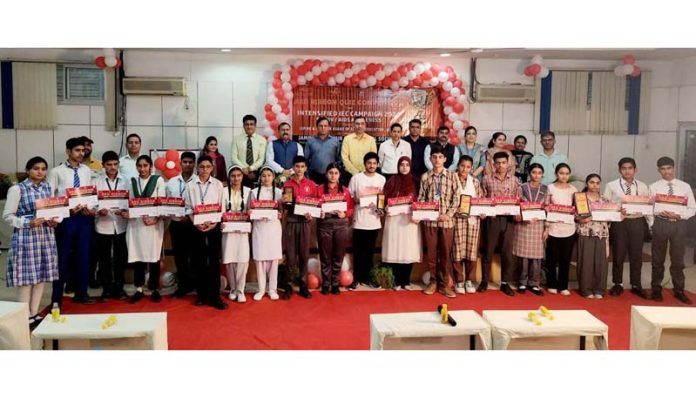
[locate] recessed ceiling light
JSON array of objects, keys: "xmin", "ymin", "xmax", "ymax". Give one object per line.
[
  {"xmin": 470, "ymin": 48, "xmax": 484, "ymax": 53},
  {"xmin": 440, "ymin": 53, "xmax": 451, "ymax": 57},
  {"xmin": 220, "ymin": 49, "xmax": 232, "ymax": 52}
]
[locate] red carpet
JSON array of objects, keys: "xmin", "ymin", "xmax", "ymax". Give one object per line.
[{"xmin": 59, "ymin": 288, "xmax": 696, "ymax": 350}]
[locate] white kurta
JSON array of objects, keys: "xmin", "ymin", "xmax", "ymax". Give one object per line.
[
  {"xmin": 126, "ymin": 175, "xmax": 166, "ymax": 263},
  {"xmin": 222, "ymin": 186, "xmax": 251, "ymax": 264},
  {"xmin": 382, "ymin": 213, "xmax": 422, "ymax": 263},
  {"xmin": 249, "ymin": 186, "xmax": 282, "ymax": 261}
]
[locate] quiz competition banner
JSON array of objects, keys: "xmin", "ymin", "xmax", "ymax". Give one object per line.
[{"xmin": 292, "ymin": 86, "xmax": 443, "ymax": 144}]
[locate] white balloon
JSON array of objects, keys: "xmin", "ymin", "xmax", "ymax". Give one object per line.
[
  {"xmin": 414, "ymin": 63, "xmax": 425, "ymax": 74},
  {"xmin": 538, "ymin": 66, "xmax": 550, "ymax": 79},
  {"xmin": 375, "ymin": 70, "xmax": 386, "ymax": 80},
  {"xmin": 422, "ymin": 271, "xmax": 431, "ymax": 285},
  {"xmin": 327, "ymin": 77, "xmax": 336, "ymax": 86},
  {"xmin": 263, "ymin": 127, "xmax": 274, "ymax": 136},
  {"xmin": 297, "ymin": 76, "xmax": 307, "ymax": 85},
  {"xmin": 166, "ymin": 160, "xmax": 175, "ymax": 170},
  {"xmin": 344, "ymin": 69, "xmax": 354, "ymax": 78},
  {"xmin": 277, "ymin": 113, "xmax": 289, "ymax": 123},
  {"xmin": 105, "ymin": 56, "xmax": 118, "ymax": 67},
  {"xmin": 448, "ymin": 112, "xmax": 460, "ymax": 122},
  {"xmin": 429, "ymin": 77, "xmax": 439, "ymax": 86},
  {"xmin": 282, "ymin": 82, "xmax": 292, "ymax": 92},
  {"xmin": 443, "ymin": 81, "xmax": 454, "ymax": 92},
  {"xmin": 383, "ymin": 65, "xmax": 394, "ymax": 75},
  {"xmin": 304, "ymin": 72, "xmax": 314, "ymax": 81},
  {"xmin": 280, "ymin": 72, "xmax": 291, "ymax": 82},
  {"xmin": 406, "ymin": 70, "xmax": 417, "ymax": 80},
  {"xmin": 423, "ymin": 62, "xmax": 432, "ymax": 70},
  {"xmin": 293, "ymin": 60, "xmax": 303, "ymax": 68},
  {"xmin": 531, "ymin": 55, "xmax": 543, "ymax": 65},
  {"xmin": 311, "ymin": 66, "xmax": 321, "ymax": 75},
  {"xmin": 335, "ymin": 73, "xmax": 346, "ymax": 84},
  {"xmin": 399, "ymin": 77, "xmax": 409, "ymax": 87},
  {"xmin": 458, "ymin": 94, "xmax": 467, "ymax": 104},
  {"xmin": 268, "ymin": 95, "xmax": 279, "ymax": 104},
  {"xmin": 444, "ymin": 106, "xmax": 453, "ymax": 115},
  {"xmin": 453, "ymin": 120, "xmax": 464, "ymax": 130},
  {"xmin": 281, "ymin": 65, "xmax": 291, "ymax": 73},
  {"xmin": 103, "ymin": 48, "xmax": 116, "ymax": 57},
  {"xmin": 367, "ymin": 76, "xmax": 377, "ymax": 86},
  {"xmin": 390, "ymin": 81, "xmax": 400, "ymax": 91},
  {"xmin": 614, "ymin": 65, "xmax": 624, "ymax": 77},
  {"xmin": 308, "ymin": 258, "xmax": 320, "ymax": 274},
  {"xmin": 450, "ymin": 87, "xmax": 461, "ymax": 97},
  {"xmin": 622, "ymin": 64, "xmax": 634, "ymax": 75},
  {"xmin": 284, "ymin": 91, "xmax": 294, "ymax": 100},
  {"xmin": 320, "ymin": 62, "xmax": 329, "ymax": 72},
  {"xmin": 358, "ymin": 80, "xmax": 368, "ymax": 89},
  {"xmin": 272, "ymin": 104, "xmax": 281, "ymax": 113},
  {"xmin": 341, "ymin": 255, "xmax": 351, "ymax": 271},
  {"xmin": 438, "ymin": 71, "xmax": 449, "ymax": 82}
]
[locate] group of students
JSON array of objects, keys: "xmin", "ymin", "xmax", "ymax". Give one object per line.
[{"xmin": 3, "ymin": 115, "xmax": 696, "ymax": 325}]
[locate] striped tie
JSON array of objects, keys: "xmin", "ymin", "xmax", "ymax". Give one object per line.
[
  {"xmin": 667, "ymin": 182, "xmax": 674, "ymax": 196},
  {"xmin": 246, "ymin": 137, "xmax": 254, "ymax": 166},
  {"xmin": 68, "ymin": 164, "xmax": 80, "ymax": 188},
  {"xmin": 625, "ymin": 184, "xmax": 631, "ymax": 195}
]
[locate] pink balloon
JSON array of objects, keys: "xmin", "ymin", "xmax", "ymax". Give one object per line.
[
  {"xmin": 623, "ymin": 54, "xmax": 636, "ymax": 65},
  {"xmin": 529, "ymin": 64, "xmax": 541, "ymax": 75},
  {"xmin": 630, "ymin": 65, "xmax": 641, "ymax": 77},
  {"xmin": 339, "ymin": 271, "xmax": 353, "ymax": 287},
  {"xmin": 307, "ymin": 273, "xmax": 320, "ymax": 289}
]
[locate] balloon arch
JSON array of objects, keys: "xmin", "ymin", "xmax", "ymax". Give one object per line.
[{"xmin": 261, "ymin": 59, "xmax": 470, "ymax": 146}]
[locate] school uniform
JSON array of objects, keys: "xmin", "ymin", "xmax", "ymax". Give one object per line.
[
  {"xmin": 452, "ymin": 175, "xmax": 482, "ymax": 284},
  {"xmin": 545, "ymin": 183, "xmax": 578, "ymax": 291},
  {"xmin": 94, "ymin": 174, "xmax": 128, "ymax": 297},
  {"xmin": 282, "ymin": 176, "xmax": 318, "ymax": 291},
  {"xmin": 222, "ymin": 185, "xmax": 252, "ymax": 298},
  {"xmin": 348, "ymin": 172, "xmax": 387, "ymax": 285},
  {"xmin": 165, "ymin": 174, "xmax": 196, "ymax": 294},
  {"xmin": 249, "ymin": 186, "xmax": 283, "ymax": 296},
  {"xmin": 512, "ymin": 183, "xmax": 548, "ymax": 287},
  {"xmin": 576, "ymin": 196, "xmax": 610, "ymax": 297},
  {"xmin": 317, "ymin": 185, "xmax": 354, "ymax": 289}
]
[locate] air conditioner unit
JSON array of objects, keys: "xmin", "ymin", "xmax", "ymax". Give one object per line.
[
  {"xmin": 475, "ymin": 84, "xmax": 535, "ymax": 103},
  {"xmin": 122, "ymin": 77, "xmax": 187, "ymax": 96}
]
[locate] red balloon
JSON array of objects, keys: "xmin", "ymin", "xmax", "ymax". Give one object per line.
[
  {"xmin": 461, "ymin": 120, "xmax": 470, "ymax": 129},
  {"xmin": 313, "ymin": 59, "xmax": 321, "ymax": 67},
  {"xmin": 336, "ymin": 63, "xmax": 346, "ymax": 73},
  {"xmin": 95, "ymin": 56, "xmax": 106, "ymax": 69},
  {"xmin": 390, "ymin": 72, "xmax": 400, "ymax": 81},
  {"xmin": 405, "ymin": 63, "xmax": 414, "ymax": 70},
  {"xmin": 345, "ymin": 61, "xmax": 353, "ymax": 69},
  {"xmin": 453, "ymin": 79, "xmax": 463, "ymax": 88},
  {"xmin": 274, "ymin": 89, "xmax": 284, "ymax": 99},
  {"xmin": 382, "ymin": 77, "xmax": 393, "ymax": 86},
  {"xmin": 397, "ymin": 65, "xmax": 408, "ymax": 75},
  {"xmin": 306, "ymin": 273, "xmax": 320, "ymax": 289},
  {"xmin": 339, "ymin": 270, "xmax": 353, "ymax": 287},
  {"xmin": 342, "ymin": 80, "xmax": 351, "ymax": 87},
  {"xmin": 420, "ymin": 71, "xmax": 433, "ymax": 81},
  {"xmin": 445, "ymin": 120, "xmax": 453, "ymax": 129},
  {"xmin": 453, "ymin": 102, "xmax": 465, "ymax": 113},
  {"xmin": 413, "ymin": 77, "xmax": 423, "ymax": 86},
  {"xmin": 272, "ymin": 79, "xmax": 282, "ymax": 89},
  {"xmin": 278, "ymin": 98, "xmax": 289, "ymax": 108},
  {"xmin": 264, "ymin": 104, "xmax": 272, "ymax": 113},
  {"xmin": 448, "ymin": 73, "xmax": 457, "ymax": 82},
  {"xmin": 358, "ymin": 70, "xmax": 369, "ymax": 79},
  {"xmin": 445, "ymin": 66, "xmax": 454, "ymax": 74},
  {"xmin": 450, "ymin": 136, "xmax": 460, "ymax": 146},
  {"xmin": 266, "ymin": 111, "xmax": 276, "ymax": 121},
  {"xmin": 281, "ymin": 106, "xmax": 290, "ymax": 114},
  {"xmin": 366, "ymin": 63, "xmax": 378, "ymax": 75},
  {"xmin": 163, "ymin": 169, "xmax": 179, "ymax": 180},
  {"xmin": 289, "ymin": 68, "xmax": 298, "ymax": 77},
  {"xmin": 154, "ymin": 157, "xmax": 167, "ymax": 171},
  {"xmin": 523, "ymin": 65, "xmax": 534, "ymax": 77},
  {"xmin": 318, "ymin": 72, "xmax": 328, "ymax": 83},
  {"xmin": 327, "ymin": 67, "xmax": 337, "ymax": 76},
  {"xmin": 444, "ymin": 96, "xmax": 457, "ymax": 106},
  {"xmin": 165, "ymin": 149, "xmax": 179, "ymax": 162},
  {"xmin": 431, "ymin": 64, "xmax": 441, "ymax": 75},
  {"xmin": 297, "ymin": 65, "xmax": 308, "ymax": 75},
  {"xmin": 311, "ymin": 78, "xmax": 321, "ymax": 86},
  {"xmin": 270, "ymin": 120, "xmax": 279, "ymax": 129},
  {"xmin": 439, "ymin": 90, "xmax": 450, "ymax": 101},
  {"xmin": 630, "ymin": 65, "xmax": 641, "ymax": 77},
  {"xmin": 114, "ymin": 58, "xmax": 122, "ymax": 69},
  {"xmin": 351, "ymin": 75, "xmax": 360, "ymax": 85},
  {"xmin": 274, "ymin": 71, "xmax": 282, "ymax": 80},
  {"xmin": 529, "ymin": 64, "xmax": 541, "ymax": 75},
  {"xmin": 623, "ymin": 54, "xmax": 636, "ymax": 65}
]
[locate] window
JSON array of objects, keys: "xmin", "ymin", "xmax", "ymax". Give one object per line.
[{"xmin": 56, "ymin": 64, "xmax": 105, "ymax": 104}]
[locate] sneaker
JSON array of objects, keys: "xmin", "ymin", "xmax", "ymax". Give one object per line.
[
  {"xmin": 423, "ymin": 283, "xmax": 437, "ymax": 295},
  {"xmin": 585, "ymin": 294, "xmax": 595, "ymax": 299},
  {"xmin": 517, "ymin": 285, "xmax": 527, "ymax": 294},
  {"xmin": 594, "ymin": 294, "xmax": 603, "ymax": 300},
  {"xmin": 440, "ymin": 287, "xmax": 457, "ymax": 298},
  {"xmin": 253, "ymin": 292, "xmax": 264, "ymax": 301},
  {"xmin": 547, "ymin": 288, "xmax": 558, "ymax": 294},
  {"xmin": 454, "ymin": 282, "xmax": 466, "ymax": 294},
  {"xmin": 465, "ymin": 280, "xmax": 476, "ymax": 294},
  {"xmin": 560, "ymin": 289, "xmax": 571, "ymax": 296},
  {"xmin": 393, "ymin": 285, "xmax": 403, "ymax": 291},
  {"xmin": 237, "ymin": 292, "xmax": 247, "ymax": 303},
  {"xmin": 269, "ymin": 291, "xmax": 280, "ymax": 300},
  {"xmin": 403, "ymin": 284, "xmax": 414, "ymax": 291},
  {"xmin": 228, "ymin": 291, "xmax": 237, "ymax": 301},
  {"xmin": 530, "ymin": 286, "xmax": 544, "ymax": 296}
]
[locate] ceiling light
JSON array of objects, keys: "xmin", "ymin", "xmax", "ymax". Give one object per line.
[
  {"xmin": 220, "ymin": 49, "xmax": 232, "ymax": 53},
  {"xmin": 440, "ymin": 53, "xmax": 451, "ymax": 57}
]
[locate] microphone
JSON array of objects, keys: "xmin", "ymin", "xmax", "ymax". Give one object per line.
[{"xmin": 437, "ymin": 304, "xmax": 457, "ymax": 327}]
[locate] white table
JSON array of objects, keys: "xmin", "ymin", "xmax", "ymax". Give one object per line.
[
  {"xmin": 0, "ymin": 301, "xmax": 31, "ymax": 350},
  {"xmin": 482, "ymin": 310, "xmax": 609, "ymax": 350},
  {"xmin": 630, "ymin": 306, "xmax": 696, "ymax": 350},
  {"xmin": 370, "ymin": 310, "xmax": 492, "ymax": 350},
  {"xmin": 32, "ymin": 312, "xmax": 168, "ymax": 350}
]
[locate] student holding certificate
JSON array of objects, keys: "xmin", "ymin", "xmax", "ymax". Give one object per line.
[
  {"xmin": 512, "ymin": 163, "xmax": 548, "ymax": 295},
  {"xmin": 317, "ymin": 163, "xmax": 354, "ymax": 295},
  {"xmin": 452, "ymin": 155, "xmax": 484, "ymax": 294},
  {"xmin": 545, "ymin": 163, "xmax": 577, "ymax": 296},
  {"xmin": 382, "ymin": 156, "xmax": 421, "ymax": 290},
  {"xmin": 648, "ymin": 157, "xmax": 696, "ymax": 304},
  {"xmin": 282, "ymin": 156, "xmax": 319, "ymax": 299},
  {"xmin": 249, "ymin": 167, "xmax": 283, "ymax": 301},
  {"xmin": 185, "ymin": 155, "xmax": 226, "ymax": 310},
  {"xmin": 3, "ymin": 157, "xmax": 59, "ymax": 326},
  {"xmin": 222, "ymin": 166, "xmax": 253, "ymax": 302},
  {"xmin": 126, "ymin": 155, "xmax": 166, "ymax": 304},
  {"xmin": 576, "ymin": 174, "xmax": 610, "ymax": 299}
]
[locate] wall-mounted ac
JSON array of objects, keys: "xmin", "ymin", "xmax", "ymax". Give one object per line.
[
  {"xmin": 122, "ymin": 77, "xmax": 187, "ymax": 96},
  {"xmin": 475, "ymin": 84, "xmax": 535, "ymax": 103}
]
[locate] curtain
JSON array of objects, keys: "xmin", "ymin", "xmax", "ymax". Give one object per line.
[
  {"xmin": 549, "ymin": 71, "xmax": 588, "ymax": 134},
  {"xmin": 12, "ymin": 62, "xmax": 57, "ymax": 130},
  {"xmin": 589, "ymin": 72, "xmax": 626, "ymax": 134}
]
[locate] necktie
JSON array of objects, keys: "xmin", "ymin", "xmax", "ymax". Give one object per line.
[
  {"xmin": 69, "ymin": 164, "xmax": 80, "ymax": 188},
  {"xmin": 625, "ymin": 183, "xmax": 631, "ymax": 195},
  {"xmin": 246, "ymin": 137, "xmax": 254, "ymax": 166},
  {"xmin": 667, "ymin": 182, "xmax": 674, "ymax": 195}
]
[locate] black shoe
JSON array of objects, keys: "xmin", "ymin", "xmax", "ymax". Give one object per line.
[
  {"xmin": 477, "ymin": 282, "xmax": 488, "ymax": 293},
  {"xmin": 173, "ymin": 288, "xmax": 191, "ymax": 298},
  {"xmin": 282, "ymin": 286, "xmax": 293, "ymax": 300},
  {"xmin": 195, "ymin": 297, "xmax": 207, "ymax": 306},
  {"xmin": 530, "ymin": 286, "xmax": 544, "ymax": 296},
  {"xmin": 609, "ymin": 284, "xmax": 624, "ymax": 296},
  {"xmin": 151, "ymin": 291, "xmax": 162, "ymax": 303},
  {"xmin": 331, "ymin": 286, "xmax": 340, "ymax": 295},
  {"xmin": 368, "ymin": 281, "xmax": 382, "ymax": 289},
  {"xmin": 299, "ymin": 288, "xmax": 312, "ymax": 299},
  {"xmin": 674, "ymin": 291, "xmax": 693, "ymax": 305},
  {"xmin": 500, "ymin": 284, "xmax": 515, "ymax": 296},
  {"xmin": 517, "ymin": 285, "xmax": 527, "ymax": 294},
  {"xmin": 73, "ymin": 295, "xmax": 96, "ymax": 305},
  {"xmin": 650, "ymin": 289, "xmax": 663, "ymax": 302},
  {"xmin": 320, "ymin": 286, "xmax": 329, "ymax": 295},
  {"xmin": 99, "ymin": 292, "xmax": 109, "ymax": 302},
  {"xmin": 129, "ymin": 291, "xmax": 144, "ymax": 304},
  {"xmin": 209, "ymin": 299, "xmax": 228, "ymax": 310},
  {"xmin": 348, "ymin": 281, "xmax": 358, "ymax": 291},
  {"xmin": 112, "ymin": 290, "xmax": 128, "ymax": 300},
  {"xmin": 630, "ymin": 286, "xmax": 648, "ymax": 299},
  {"xmin": 28, "ymin": 315, "xmax": 43, "ymax": 331}
]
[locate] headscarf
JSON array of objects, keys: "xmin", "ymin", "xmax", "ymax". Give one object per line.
[
  {"xmin": 255, "ymin": 166, "xmax": 277, "ymax": 200},
  {"xmin": 383, "ymin": 156, "xmax": 416, "ymax": 199},
  {"xmin": 226, "ymin": 165, "xmax": 245, "ymax": 211}
]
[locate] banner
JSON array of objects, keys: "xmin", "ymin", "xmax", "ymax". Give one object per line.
[{"xmin": 292, "ymin": 86, "xmax": 443, "ymax": 144}]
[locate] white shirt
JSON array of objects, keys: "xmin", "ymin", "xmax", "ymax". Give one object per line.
[
  {"xmin": 185, "ymin": 175, "xmax": 225, "ymax": 215},
  {"xmin": 649, "ymin": 178, "xmax": 696, "ymax": 221},
  {"xmin": 94, "ymin": 174, "xmax": 128, "ymax": 235},
  {"xmin": 378, "ymin": 139, "xmax": 412, "ymax": 175},
  {"xmin": 47, "ymin": 161, "xmax": 94, "ymax": 196},
  {"xmin": 118, "ymin": 154, "xmax": 140, "ymax": 182},
  {"xmin": 603, "ymin": 178, "xmax": 650, "ymax": 219},
  {"xmin": 348, "ymin": 172, "xmax": 386, "ymax": 230},
  {"xmin": 264, "ymin": 140, "xmax": 304, "ymax": 174},
  {"xmin": 546, "ymin": 183, "xmax": 578, "ymax": 238},
  {"xmin": 165, "ymin": 174, "xmax": 195, "ymax": 199}
]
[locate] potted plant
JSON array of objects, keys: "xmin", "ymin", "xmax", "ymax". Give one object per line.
[{"xmin": 370, "ymin": 264, "xmax": 394, "ymax": 289}]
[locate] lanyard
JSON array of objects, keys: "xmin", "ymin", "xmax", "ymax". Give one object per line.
[
  {"xmin": 433, "ymin": 173, "xmax": 444, "ymax": 199},
  {"xmin": 105, "ymin": 177, "xmax": 119, "ymax": 191},
  {"xmin": 198, "ymin": 181, "xmax": 211, "ymax": 205},
  {"xmin": 525, "ymin": 183, "xmax": 542, "ymax": 203},
  {"xmin": 178, "ymin": 179, "xmax": 185, "ymax": 197},
  {"xmin": 619, "ymin": 180, "xmax": 636, "ymax": 195}
]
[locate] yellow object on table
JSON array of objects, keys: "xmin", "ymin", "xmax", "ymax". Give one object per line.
[
  {"xmin": 528, "ymin": 311, "xmax": 542, "ymax": 326},
  {"xmin": 101, "ymin": 315, "xmax": 118, "ymax": 330},
  {"xmin": 441, "ymin": 304, "xmax": 448, "ymax": 324},
  {"xmin": 539, "ymin": 306, "xmax": 555, "ymax": 320}
]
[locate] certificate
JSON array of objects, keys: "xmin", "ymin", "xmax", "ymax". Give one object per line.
[
  {"xmin": 358, "ymin": 187, "xmax": 382, "ymax": 208},
  {"xmin": 574, "ymin": 192, "xmax": 591, "ymax": 217},
  {"xmin": 156, "ymin": 197, "xmax": 186, "ymax": 217},
  {"xmin": 621, "ymin": 195, "xmax": 654, "ymax": 216},
  {"xmin": 387, "ymin": 196, "xmax": 413, "ymax": 216},
  {"xmin": 546, "ymin": 204, "xmax": 575, "ymax": 224},
  {"xmin": 321, "ymin": 194, "xmax": 348, "ymax": 213},
  {"xmin": 520, "ymin": 201, "xmax": 546, "ymax": 221},
  {"xmin": 66, "ymin": 186, "xmax": 98, "ymax": 209},
  {"xmin": 653, "ymin": 194, "xmax": 689, "ymax": 218},
  {"xmin": 128, "ymin": 197, "xmax": 158, "ymax": 218},
  {"xmin": 294, "ymin": 197, "xmax": 322, "ymax": 218},
  {"xmin": 192, "ymin": 203, "xmax": 222, "ymax": 225},
  {"xmin": 221, "ymin": 212, "xmax": 251, "ymax": 233},
  {"xmin": 470, "ymin": 198, "xmax": 497, "ymax": 217},
  {"xmin": 590, "ymin": 202, "xmax": 622, "ymax": 222},
  {"xmin": 282, "ymin": 186, "xmax": 294, "ymax": 205},
  {"xmin": 494, "ymin": 196, "xmax": 520, "ymax": 216},
  {"xmin": 458, "ymin": 194, "xmax": 471, "ymax": 217},
  {"xmin": 35, "ymin": 197, "xmax": 69, "ymax": 222},
  {"xmin": 411, "ymin": 201, "xmax": 439, "ymax": 221},
  {"xmin": 98, "ymin": 190, "xmax": 129, "ymax": 211},
  {"xmin": 249, "ymin": 200, "xmax": 279, "ymax": 220}
]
